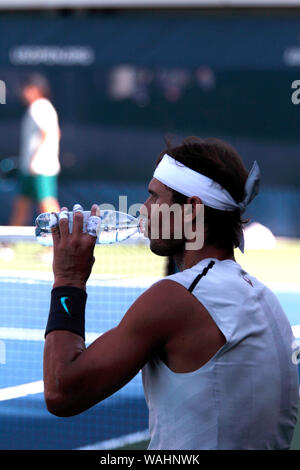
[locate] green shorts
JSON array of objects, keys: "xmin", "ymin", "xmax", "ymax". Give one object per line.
[{"xmin": 19, "ymin": 174, "xmax": 58, "ymax": 202}]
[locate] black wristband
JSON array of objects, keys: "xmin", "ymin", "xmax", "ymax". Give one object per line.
[{"xmin": 45, "ymin": 286, "xmax": 87, "ymax": 340}]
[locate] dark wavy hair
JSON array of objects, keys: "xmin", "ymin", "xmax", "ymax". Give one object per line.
[{"xmin": 155, "ymin": 136, "xmax": 249, "ymax": 251}]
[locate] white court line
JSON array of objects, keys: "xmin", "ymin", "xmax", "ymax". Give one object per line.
[
  {"xmin": 0, "ymin": 322, "xmax": 299, "ymax": 403},
  {"xmin": 76, "ymin": 429, "xmax": 150, "ymax": 450},
  {"xmin": 0, "ymin": 325, "xmax": 299, "ymax": 343},
  {"xmin": 292, "ymin": 325, "xmax": 300, "ymax": 339},
  {"xmin": 0, "ymin": 327, "xmax": 45, "ymax": 341},
  {"xmin": 0, "ymin": 272, "xmax": 158, "ymax": 288},
  {"xmin": 266, "ymin": 282, "xmax": 300, "ymax": 293},
  {"xmin": 0, "ymin": 380, "xmax": 44, "ymax": 401}
]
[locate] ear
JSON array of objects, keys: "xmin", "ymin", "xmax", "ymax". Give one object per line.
[
  {"xmin": 183, "ymin": 196, "xmax": 203, "ymax": 223},
  {"xmin": 183, "ymin": 197, "xmax": 205, "ymax": 251}
]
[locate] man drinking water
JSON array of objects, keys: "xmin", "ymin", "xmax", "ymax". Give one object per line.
[{"xmin": 43, "ymin": 136, "xmax": 299, "ymax": 450}]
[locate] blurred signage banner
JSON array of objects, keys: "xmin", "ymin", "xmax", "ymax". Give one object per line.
[
  {"xmin": 1, "ymin": 0, "xmax": 300, "ymax": 8},
  {"xmin": 9, "ymin": 46, "xmax": 95, "ymax": 66},
  {"xmin": 2, "ymin": 14, "xmax": 300, "ymax": 70}
]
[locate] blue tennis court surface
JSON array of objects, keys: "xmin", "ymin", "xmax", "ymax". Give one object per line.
[{"xmin": 0, "ymin": 277, "xmax": 299, "ymax": 450}]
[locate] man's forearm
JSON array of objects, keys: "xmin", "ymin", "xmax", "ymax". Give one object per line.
[
  {"xmin": 43, "ymin": 330, "xmax": 86, "ymax": 416},
  {"xmin": 52, "ymin": 277, "xmax": 87, "ymax": 290}
]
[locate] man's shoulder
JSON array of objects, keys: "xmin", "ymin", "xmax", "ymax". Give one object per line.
[
  {"xmin": 30, "ymin": 97, "xmax": 53, "ymax": 109},
  {"xmin": 30, "ymin": 98, "xmax": 57, "ymax": 119},
  {"xmin": 128, "ymin": 278, "xmax": 201, "ymax": 329},
  {"xmin": 145, "ymin": 278, "xmax": 193, "ymax": 305},
  {"xmin": 118, "ymin": 278, "xmax": 201, "ymax": 349}
]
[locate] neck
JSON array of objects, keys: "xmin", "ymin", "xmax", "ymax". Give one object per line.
[
  {"xmin": 173, "ymin": 244, "xmax": 235, "ymax": 271},
  {"xmin": 29, "ymin": 96, "xmax": 43, "ymax": 105}
]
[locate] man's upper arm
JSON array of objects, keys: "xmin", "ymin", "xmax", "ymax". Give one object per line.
[{"xmin": 55, "ymin": 280, "xmax": 181, "ymax": 415}]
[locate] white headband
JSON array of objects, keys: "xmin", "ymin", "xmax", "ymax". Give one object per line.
[{"xmin": 153, "ymin": 153, "xmax": 261, "ymax": 252}]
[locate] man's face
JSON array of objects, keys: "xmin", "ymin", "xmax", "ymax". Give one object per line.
[
  {"xmin": 140, "ymin": 178, "xmax": 185, "ymax": 257},
  {"xmin": 21, "ymin": 85, "xmax": 41, "ymax": 105}
]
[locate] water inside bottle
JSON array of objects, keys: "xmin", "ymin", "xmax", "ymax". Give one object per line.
[{"xmin": 35, "ymin": 210, "xmax": 145, "ymax": 247}]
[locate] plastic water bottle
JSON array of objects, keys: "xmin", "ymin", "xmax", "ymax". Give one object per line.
[{"xmin": 35, "ymin": 210, "xmax": 145, "ymax": 247}]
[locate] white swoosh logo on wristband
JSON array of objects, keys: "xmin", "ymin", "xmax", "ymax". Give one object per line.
[{"xmin": 60, "ymin": 297, "xmax": 71, "ymax": 316}]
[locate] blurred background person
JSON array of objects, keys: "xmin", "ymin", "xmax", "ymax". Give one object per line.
[{"xmin": 10, "ymin": 73, "xmax": 61, "ymax": 226}]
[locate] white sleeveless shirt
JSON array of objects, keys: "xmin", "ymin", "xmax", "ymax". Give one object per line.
[
  {"xmin": 20, "ymin": 98, "xmax": 60, "ymax": 176},
  {"xmin": 142, "ymin": 258, "xmax": 299, "ymax": 450}
]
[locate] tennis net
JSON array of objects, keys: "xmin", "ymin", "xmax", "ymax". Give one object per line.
[{"xmin": 0, "ymin": 225, "xmax": 167, "ymax": 450}]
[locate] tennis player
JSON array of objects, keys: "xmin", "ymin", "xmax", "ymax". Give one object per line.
[
  {"xmin": 10, "ymin": 74, "xmax": 61, "ymax": 225},
  {"xmin": 43, "ymin": 137, "xmax": 299, "ymax": 450}
]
